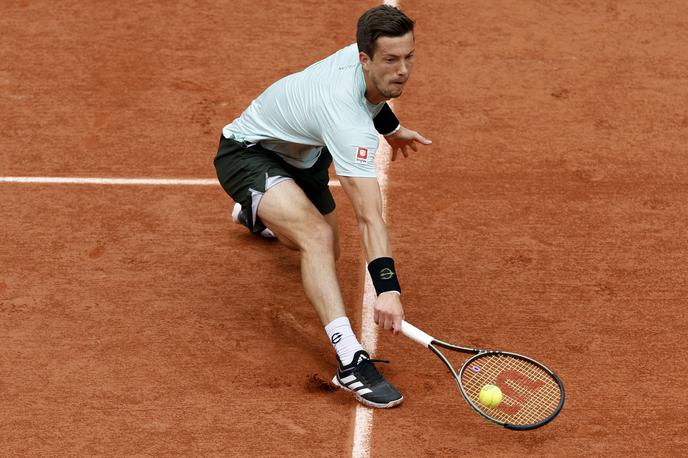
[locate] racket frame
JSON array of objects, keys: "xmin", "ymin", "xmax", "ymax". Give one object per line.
[{"xmin": 429, "ymin": 339, "xmax": 565, "ymax": 430}]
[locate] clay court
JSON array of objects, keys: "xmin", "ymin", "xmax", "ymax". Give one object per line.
[{"xmin": 2, "ymin": 0, "xmax": 687, "ymax": 456}]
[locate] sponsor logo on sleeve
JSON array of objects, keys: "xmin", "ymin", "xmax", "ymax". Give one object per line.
[{"xmin": 355, "ymin": 147, "xmax": 369, "ymax": 164}]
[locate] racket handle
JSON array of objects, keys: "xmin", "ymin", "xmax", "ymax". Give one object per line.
[{"xmin": 401, "ymin": 321, "xmax": 434, "ymax": 348}]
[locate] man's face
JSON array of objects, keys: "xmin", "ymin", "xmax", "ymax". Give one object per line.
[{"xmin": 360, "ymin": 32, "xmax": 415, "ymax": 103}]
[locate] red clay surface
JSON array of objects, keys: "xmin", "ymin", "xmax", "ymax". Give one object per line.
[{"xmin": 2, "ymin": 0, "xmax": 687, "ymax": 456}]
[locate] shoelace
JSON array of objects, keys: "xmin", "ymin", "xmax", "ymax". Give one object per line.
[{"xmin": 356, "ymin": 358, "xmax": 390, "ymax": 386}]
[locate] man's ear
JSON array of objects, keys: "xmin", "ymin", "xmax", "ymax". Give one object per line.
[{"xmin": 359, "ymin": 51, "xmax": 372, "ymax": 71}]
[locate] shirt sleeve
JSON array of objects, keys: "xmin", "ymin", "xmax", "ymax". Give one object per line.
[{"xmin": 322, "ymin": 127, "xmax": 379, "ymax": 178}]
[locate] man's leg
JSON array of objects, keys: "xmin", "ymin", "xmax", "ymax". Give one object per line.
[
  {"xmin": 259, "ymin": 179, "xmax": 366, "ymax": 367},
  {"xmin": 264, "ymin": 206, "xmax": 341, "ymax": 262},
  {"xmin": 257, "ymin": 179, "xmax": 344, "ymax": 325},
  {"xmin": 323, "ymin": 210, "xmax": 341, "ymax": 261},
  {"xmin": 258, "ymin": 179, "xmax": 403, "ymax": 409}
]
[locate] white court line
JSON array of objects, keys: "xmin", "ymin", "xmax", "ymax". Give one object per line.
[
  {"xmin": 0, "ymin": 176, "xmax": 219, "ymax": 186},
  {"xmin": 351, "ymin": 272, "xmax": 381, "ymax": 458},
  {"xmin": 0, "ymin": 176, "xmax": 341, "ymax": 187}
]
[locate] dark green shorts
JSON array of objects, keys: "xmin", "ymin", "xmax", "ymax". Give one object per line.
[{"xmin": 214, "ymin": 135, "xmax": 336, "ymax": 233}]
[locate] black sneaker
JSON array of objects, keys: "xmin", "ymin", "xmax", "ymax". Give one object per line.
[{"xmin": 331, "ymin": 350, "xmax": 403, "ymax": 408}]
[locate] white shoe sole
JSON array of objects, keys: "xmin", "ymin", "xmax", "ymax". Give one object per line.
[
  {"xmin": 260, "ymin": 228, "xmax": 275, "ymax": 238},
  {"xmin": 331, "ymin": 375, "xmax": 404, "ymax": 409},
  {"xmin": 232, "ymin": 203, "xmax": 275, "ymax": 238},
  {"xmin": 231, "ymin": 202, "xmax": 242, "ymax": 224}
]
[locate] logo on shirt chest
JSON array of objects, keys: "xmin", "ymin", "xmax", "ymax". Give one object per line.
[{"xmin": 355, "ymin": 147, "xmax": 369, "ymax": 164}]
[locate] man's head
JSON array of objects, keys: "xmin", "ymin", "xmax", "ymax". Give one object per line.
[{"xmin": 357, "ymin": 5, "xmax": 416, "ymax": 103}]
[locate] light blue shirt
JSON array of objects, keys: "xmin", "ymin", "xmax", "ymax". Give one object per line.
[{"xmin": 223, "ymin": 44, "xmax": 384, "ymax": 178}]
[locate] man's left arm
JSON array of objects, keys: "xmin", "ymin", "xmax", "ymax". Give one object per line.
[
  {"xmin": 338, "ymin": 176, "xmax": 404, "ymax": 333},
  {"xmin": 373, "ymin": 103, "xmax": 432, "ymax": 161}
]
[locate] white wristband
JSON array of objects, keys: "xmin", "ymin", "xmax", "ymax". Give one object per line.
[{"xmin": 383, "ymin": 124, "xmax": 401, "ymax": 137}]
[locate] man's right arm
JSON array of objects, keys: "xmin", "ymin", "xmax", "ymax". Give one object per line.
[{"xmin": 338, "ymin": 175, "xmax": 404, "ymax": 333}]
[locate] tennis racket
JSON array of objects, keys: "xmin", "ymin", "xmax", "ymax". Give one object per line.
[{"xmin": 401, "ymin": 320, "xmax": 565, "ymax": 430}]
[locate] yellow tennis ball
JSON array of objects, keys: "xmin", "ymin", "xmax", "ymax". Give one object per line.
[{"xmin": 478, "ymin": 384, "xmax": 503, "ymax": 408}]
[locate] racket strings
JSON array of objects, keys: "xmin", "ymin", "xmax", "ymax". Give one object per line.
[{"xmin": 460, "ymin": 353, "xmax": 562, "ymax": 426}]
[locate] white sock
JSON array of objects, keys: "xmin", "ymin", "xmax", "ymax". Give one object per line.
[{"xmin": 324, "ymin": 316, "xmax": 364, "ymax": 366}]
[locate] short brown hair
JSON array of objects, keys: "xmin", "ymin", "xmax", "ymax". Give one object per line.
[{"xmin": 356, "ymin": 5, "xmax": 415, "ymax": 58}]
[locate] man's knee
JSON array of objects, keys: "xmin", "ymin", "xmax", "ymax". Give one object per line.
[
  {"xmin": 301, "ymin": 219, "xmax": 336, "ymax": 254},
  {"xmin": 310, "ymin": 217, "xmax": 341, "ymax": 261}
]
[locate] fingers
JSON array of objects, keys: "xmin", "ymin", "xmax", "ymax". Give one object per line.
[
  {"xmin": 392, "ymin": 315, "xmax": 403, "ymax": 334},
  {"xmin": 375, "ymin": 308, "xmax": 391, "ymax": 330},
  {"xmin": 414, "ymin": 132, "xmax": 433, "ymax": 145},
  {"xmin": 387, "ymin": 132, "xmax": 431, "ymax": 163},
  {"xmin": 374, "ymin": 292, "xmax": 403, "ymax": 332},
  {"xmin": 383, "ymin": 313, "xmax": 403, "ymax": 334},
  {"xmin": 374, "ymin": 308, "xmax": 404, "ymax": 333}
]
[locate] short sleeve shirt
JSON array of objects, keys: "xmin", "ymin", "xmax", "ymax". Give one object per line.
[{"xmin": 222, "ymin": 44, "xmax": 384, "ymax": 178}]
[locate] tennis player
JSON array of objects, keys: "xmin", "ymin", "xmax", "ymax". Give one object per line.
[{"xmin": 214, "ymin": 5, "xmax": 431, "ymax": 408}]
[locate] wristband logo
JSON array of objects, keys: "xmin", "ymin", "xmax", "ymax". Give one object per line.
[
  {"xmin": 331, "ymin": 333, "xmax": 342, "ymax": 344},
  {"xmin": 379, "ymin": 268, "xmax": 395, "ymax": 280}
]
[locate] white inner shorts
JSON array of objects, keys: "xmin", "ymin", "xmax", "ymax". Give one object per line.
[{"xmin": 248, "ymin": 174, "xmax": 292, "ymax": 227}]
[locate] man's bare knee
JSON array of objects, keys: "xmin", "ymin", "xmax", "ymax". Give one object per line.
[{"xmin": 301, "ymin": 220, "xmax": 336, "ymax": 255}]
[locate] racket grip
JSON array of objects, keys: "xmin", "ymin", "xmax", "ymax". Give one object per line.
[{"xmin": 401, "ymin": 321, "xmax": 434, "ymax": 348}]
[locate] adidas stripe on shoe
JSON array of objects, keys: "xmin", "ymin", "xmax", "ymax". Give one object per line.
[{"xmin": 331, "ymin": 350, "xmax": 403, "ymax": 409}]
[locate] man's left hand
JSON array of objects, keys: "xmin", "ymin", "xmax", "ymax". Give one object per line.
[{"xmin": 385, "ymin": 126, "xmax": 432, "ymax": 161}]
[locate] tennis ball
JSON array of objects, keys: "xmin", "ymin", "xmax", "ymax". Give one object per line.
[{"xmin": 478, "ymin": 384, "xmax": 503, "ymax": 408}]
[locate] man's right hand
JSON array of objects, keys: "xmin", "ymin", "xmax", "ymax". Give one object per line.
[{"xmin": 373, "ymin": 292, "xmax": 405, "ymax": 334}]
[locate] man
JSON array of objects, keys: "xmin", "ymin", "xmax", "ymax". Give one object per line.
[{"xmin": 214, "ymin": 5, "xmax": 431, "ymax": 408}]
